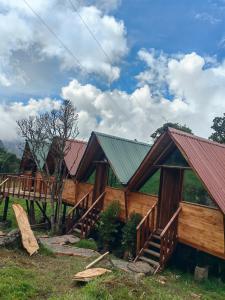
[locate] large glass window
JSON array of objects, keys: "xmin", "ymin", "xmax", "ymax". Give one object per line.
[
  {"xmin": 139, "ymin": 170, "xmax": 160, "ymax": 195},
  {"xmin": 86, "ymin": 169, "xmax": 96, "ymax": 184},
  {"xmin": 182, "ymin": 170, "xmax": 216, "ymax": 208},
  {"xmin": 107, "ymin": 167, "xmax": 123, "ymax": 189}
]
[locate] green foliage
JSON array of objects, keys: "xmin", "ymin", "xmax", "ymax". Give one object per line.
[
  {"xmin": 122, "ymin": 213, "xmax": 142, "ymax": 255},
  {"xmin": 0, "ymin": 144, "xmax": 20, "ymax": 173},
  {"xmin": 96, "ymin": 200, "xmax": 121, "ymax": 250},
  {"xmin": 107, "ymin": 167, "xmax": 123, "ymax": 189},
  {"xmin": 75, "ymin": 239, "xmax": 98, "ymax": 251},
  {"xmin": 139, "ymin": 170, "xmax": 160, "ymax": 195},
  {"xmin": 151, "ymin": 122, "xmax": 193, "ymax": 141},
  {"xmin": 209, "ymin": 113, "xmax": 225, "ymax": 143},
  {"xmin": 183, "ymin": 170, "xmax": 215, "ymax": 207}
]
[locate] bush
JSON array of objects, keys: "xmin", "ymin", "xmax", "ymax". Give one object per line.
[
  {"xmin": 96, "ymin": 200, "xmax": 121, "ymax": 251},
  {"xmin": 122, "ymin": 213, "xmax": 142, "ymax": 257}
]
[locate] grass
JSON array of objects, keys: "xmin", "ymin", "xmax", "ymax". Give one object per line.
[
  {"xmin": 0, "ymin": 197, "xmax": 52, "ymax": 231},
  {"xmin": 74, "ymin": 239, "xmax": 98, "ymax": 251},
  {"xmin": 0, "ymin": 247, "xmax": 225, "ymax": 299}
]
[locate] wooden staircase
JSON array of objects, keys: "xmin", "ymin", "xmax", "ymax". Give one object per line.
[
  {"xmin": 66, "ymin": 191, "xmax": 105, "ymax": 238},
  {"xmin": 135, "ymin": 204, "xmax": 181, "ymax": 274}
]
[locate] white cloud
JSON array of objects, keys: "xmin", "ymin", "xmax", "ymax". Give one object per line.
[
  {"xmin": 0, "ymin": 98, "xmax": 60, "ymax": 141},
  {"xmin": 2, "ymin": 51, "xmax": 225, "ymax": 144},
  {"xmin": 0, "ymin": 0, "xmax": 127, "ymax": 87}
]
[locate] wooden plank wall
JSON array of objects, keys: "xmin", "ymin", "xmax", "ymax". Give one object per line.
[
  {"xmin": 62, "ymin": 181, "xmax": 225, "ymax": 259},
  {"xmin": 178, "ymin": 202, "xmax": 225, "ymax": 259},
  {"xmin": 127, "ymin": 191, "xmax": 157, "ymax": 219}
]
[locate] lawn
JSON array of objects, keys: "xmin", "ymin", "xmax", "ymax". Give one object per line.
[{"xmin": 0, "ymin": 247, "xmax": 225, "ymax": 300}]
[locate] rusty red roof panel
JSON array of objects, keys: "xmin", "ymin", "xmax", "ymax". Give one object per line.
[
  {"xmin": 169, "ymin": 128, "xmax": 225, "ymax": 213},
  {"xmin": 64, "ymin": 140, "xmax": 87, "ymax": 176}
]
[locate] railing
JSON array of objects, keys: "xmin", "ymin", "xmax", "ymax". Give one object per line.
[
  {"xmin": 79, "ymin": 191, "xmax": 106, "ymax": 238},
  {"xmin": 66, "ymin": 189, "xmax": 93, "ymax": 233},
  {"xmin": 0, "ymin": 174, "xmax": 54, "ymax": 202},
  {"xmin": 135, "ymin": 202, "xmax": 157, "ymax": 258},
  {"xmin": 160, "ymin": 206, "xmax": 181, "ymax": 267}
]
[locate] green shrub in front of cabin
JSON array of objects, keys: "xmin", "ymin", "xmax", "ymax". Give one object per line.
[
  {"xmin": 122, "ymin": 212, "xmax": 142, "ymax": 259},
  {"xmin": 96, "ymin": 200, "xmax": 121, "ymax": 251}
]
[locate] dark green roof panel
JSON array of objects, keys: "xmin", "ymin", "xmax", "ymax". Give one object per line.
[{"xmin": 95, "ymin": 132, "xmax": 151, "ymax": 185}]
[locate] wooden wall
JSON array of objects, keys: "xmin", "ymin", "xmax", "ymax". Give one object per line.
[
  {"xmin": 62, "ymin": 181, "xmax": 225, "ymax": 259},
  {"xmin": 127, "ymin": 191, "xmax": 157, "ymax": 218},
  {"xmin": 178, "ymin": 202, "xmax": 225, "ymax": 259}
]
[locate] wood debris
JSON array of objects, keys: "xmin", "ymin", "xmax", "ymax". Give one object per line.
[
  {"xmin": 73, "ymin": 268, "xmax": 111, "ymax": 282},
  {"xmin": 12, "ymin": 204, "xmax": 39, "ymax": 256},
  {"xmin": 85, "ymin": 251, "xmax": 109, "ymax": 269}
]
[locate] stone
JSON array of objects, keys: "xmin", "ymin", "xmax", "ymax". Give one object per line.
[
  {"xmin": 134, "ymin": 272, "xmax": 145, "ymax": 284},
  {"xmin": 0, "ymin": 229, "xmax": 20, "ymax": 247},
  {"xmin": 194, "ymin": 266, "xmax": 208, "ymax": 281},
  {"xmin": 39, "ymin": 236, "xmax": 98, "ymax": 258},
  {"xmin": 128, "ymin": 261, "xmax": 153, "ymax": 274},
  {"xmin": 111, "ymin": 258, "xmax": 133, "ymax": 273}
]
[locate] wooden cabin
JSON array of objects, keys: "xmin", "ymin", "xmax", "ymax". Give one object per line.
[
  {"xmin": 64, "ymin": 131, "xmax": 151, "ymax": 235},
  {"xmin": 127, "ymin": 127, "xmax": 225, "ymax": 273},
  {"xmin": 0, "ymin": 139, "xmax": 87, "ymax": 207}
]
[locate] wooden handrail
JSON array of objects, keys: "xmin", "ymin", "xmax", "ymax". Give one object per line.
[
  {"xmin": 160, "ymin": 206, "xmax": 181, "ymax": 238},
  {"xmin": 67, "ymin": 190, "xmax": 93, "ymax": 216},
  {"xmin": 136, "ymin": 202, "xmax": 157, "ymax": 230},
  {"xmin": 80, "ymin": 191, "xmax": 106, "ymax": 221},
  {"xmin": 0, "ymin": 178, "xmax": 9, "ymax": 187}
]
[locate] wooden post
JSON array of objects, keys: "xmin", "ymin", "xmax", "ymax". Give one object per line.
[
  {"xmin": 62, "ymin": 203, "xmax": 67, "ymax": 225},
  {"xmin": 124, "ymin": 190, "xmax": 128, "ymax": 221},
  {"xmin": 29, "ymin": 201, "xmax": 36, "ymax": 225},
  {"xmin": 2, "ymin": 196, "xmax": 9, "ymax": 221}
]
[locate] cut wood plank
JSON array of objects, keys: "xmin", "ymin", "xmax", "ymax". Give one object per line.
[
  {"xmin": 85, "ymin": 251, "xmax": 109, "ymax": 269},
  {"xmin": 73, "ymin": 268, "xmax": 111, "ymax": 282},
  {"xmin": 12, "ymin": 203, "xmax": 39, "ymax": 256}
]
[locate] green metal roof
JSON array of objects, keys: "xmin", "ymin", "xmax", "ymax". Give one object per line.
[
  {"xmin": 27, "ymin": 141, "xmax": 51, "ymax": 170},
  {"xmin": 95, "ymin": 132, "xmax": 151, "ymax": 185}
]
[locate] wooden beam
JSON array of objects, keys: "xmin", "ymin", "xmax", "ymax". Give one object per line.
[{"xmin": 153, "ymin": 164, "xmax": 191, "ymax": 170}]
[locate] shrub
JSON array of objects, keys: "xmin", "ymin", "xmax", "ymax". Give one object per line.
[
  {"xmin": 122, "ymin": 213, "xmax": 142, "ymax": 257},
  {"xmin": 96, "ymin": 200, "xmax": 121, "ymax": 251}
]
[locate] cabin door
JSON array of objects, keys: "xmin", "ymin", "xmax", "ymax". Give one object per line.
[
  {"xmin": 157, "ymin": 167, "xmax": 184, "ymax": 230},
  {"xmin": 92, "ymin": 162, "xmax": 108, "ymax": 203}
]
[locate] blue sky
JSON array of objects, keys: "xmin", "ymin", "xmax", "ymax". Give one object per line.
[
  {"xmin": 1, "ymin": 0, "xmax": 225, "ymax": 142},
  {"xmin": 115, "ymin": 0, "xmax": 225, "ymax": 91}
]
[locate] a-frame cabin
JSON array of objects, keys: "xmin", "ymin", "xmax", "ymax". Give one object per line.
[
  {"xmin": 128, "ymin": 127, "xmax": 225, "ymax": 273},
  {"xmin": 66, "ymin": 131, "xmax": 150, "ymax": 236}
]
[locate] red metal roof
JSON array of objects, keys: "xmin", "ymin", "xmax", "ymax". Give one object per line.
[
  {"xmin": 64, "ymin": 140, "xmax": 87, "ymax": 176},
  {"xmin": 169, "ymin": 128, "xmax": 225, "ymax": 213},
  {"xmin": 129, "ymin": 127, "xmax": 225, "ymax": 214}
]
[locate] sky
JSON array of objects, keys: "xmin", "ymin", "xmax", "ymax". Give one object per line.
[{"xmin": 1, "ymin": 0, "xmax": 225, "ymax": 144}]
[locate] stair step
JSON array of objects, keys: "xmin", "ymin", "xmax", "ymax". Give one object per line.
[
  {"xmin": 152, "ymin": 234, "xmax": 161, "ymax": 240},
  {"xmin": 73, "ymin": 228, "xmax": 81, "ymax": 234},
  {"xmin": 139, "ymin": 256, "xmax": 160, "ymax": 267},
  {"xmin": 149, "ymin": 241, "xmax": 160, "ymax": 249},
  {"xmin": 143, "ymin": 249, "xmax": 160, "ymax": 258}
]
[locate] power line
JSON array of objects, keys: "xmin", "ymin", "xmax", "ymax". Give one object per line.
[
  {"xmin": 68, "ymin": 0, "xmax": 113, "ymax": 66},
  {"xmin": 22, "ymin": 0, "xmax": 83, "ymax": 70},
  {"xmin": 22, "ymin": 0, "xmax": 129, "ymax": 118}
]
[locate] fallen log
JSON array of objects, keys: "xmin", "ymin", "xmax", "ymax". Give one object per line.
[{"xmin": 12, "ymin": 204, "xmax": 39, "ymax": 256}]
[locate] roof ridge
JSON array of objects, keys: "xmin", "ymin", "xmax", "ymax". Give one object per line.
[
  {"xmin": 168, "ymin": 127, "xmax": 225, "ymax": 149},
  {"xmin": 67, "ymin": 139, "xmax": 87, "ymax": 144},
  {"xmin": 93, "ymin": 131, "xmax": 150, "ymax": 147}
]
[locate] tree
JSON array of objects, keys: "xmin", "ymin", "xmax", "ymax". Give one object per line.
[
  {"xmin": 0, "ymin": 145, "xmax": 20, "ymax": 173},
  {"xmin": 17, "ymin": 100, "xmax": 79, "ymax": 232},
  {"xmin": 209, "ymin": 114, "xmax": 225, "ymax": 144},
  {"xmin": 151, "ymin": 122, "xmax": 193, "ymax": 141}
]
